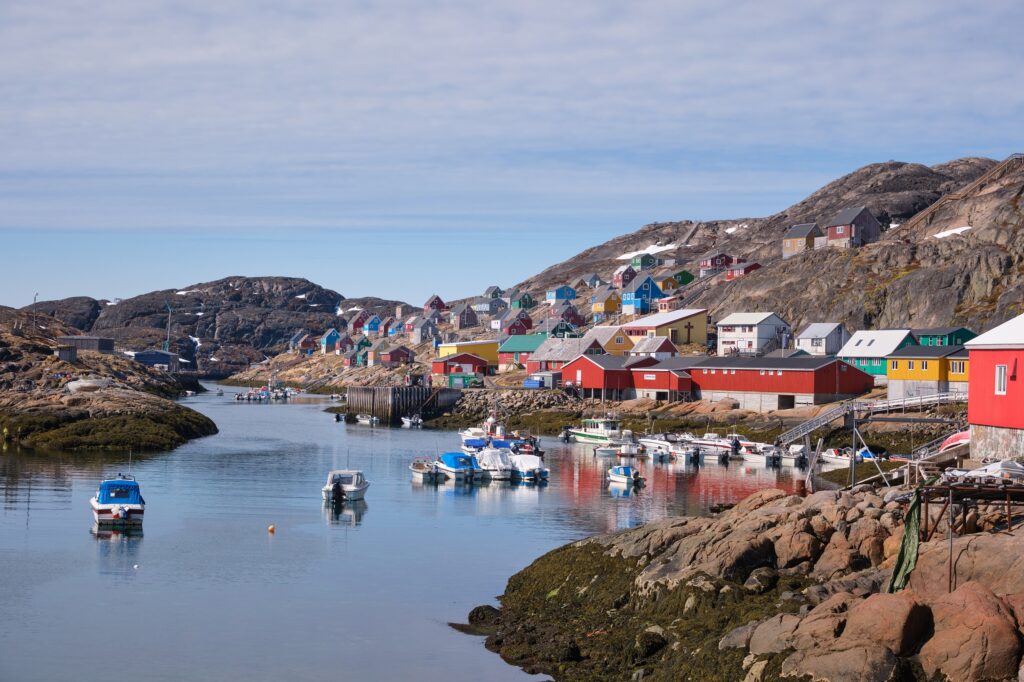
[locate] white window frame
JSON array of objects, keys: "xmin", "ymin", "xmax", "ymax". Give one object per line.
[
  {"xmin": 891, "ymin": 360, "xmax": 898, "ymax": 370},
  {"xmin": 996, "ymin": 364, "xmax": 1008, "ymax": 395},
  {"xmin": 908, "ymin": 361, "xmax": 915, "ymax": 370},
  {"xmin": 921, "ymin": 360, "xmax": 928, "ymax": 371},
  {"xmin": 836, "ymin": 225, "xmax": 844, "ymax": 235}
]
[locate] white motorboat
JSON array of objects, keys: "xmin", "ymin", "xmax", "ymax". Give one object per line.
[
  {"xmin": 593, "ymin": 445, "xmax": 619, "ymax": 457},
  {"xmin": 409, "ymin": 457, "xmax": 444, "ymax": 483},
  {"xmin": 615, "ymin": 442, "xmax": 648, "ymax": 459},
  {"xmin": 355, "ymin": 414, "xmax": 379, "ymax": 426},
  {"xmin": 401, "ymin": 415, "xmax": 423, "ymax": 428},
  {"xmin": 607, "ymin": 465, "xmax": 644, "ymax": 486},
  {"xmin": 567, "ymin": 417, "xmax": 624, "ymax": 444},
  {"xmin": 819, "ymin": 447, "xmax": 862, "ymax": 465},
  {"xmin": 436, "ymin": 452, "xmax": 483, "ymax": 482},
  {"xmin": 90, "ymin": 475, "xmax": 145, "ymax": 527},
  {"xmin": 477, "ymin": 447, "xmax": 515, "ymax": 481},
  {"xmin": 510, "ymin": 454, "xmax": 549, "ymax": 482},
  {"xmin": 322, "ymin": 470, "xmax": 370, "ymax": 501},
  {"xmin": 459, "ymin": 427, "xmax": 488, "ymax": 443},
  {"xmin": 215, "ymin": 387, "xmax": 224, "ymax": 396}
]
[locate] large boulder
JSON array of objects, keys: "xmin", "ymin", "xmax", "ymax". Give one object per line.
[
  {"xmin": 774, "ymin": 523, "xmax": 825, "ymax": 569},
  {"xmin": 748, "ymin": 613, "xmax": 801, "ymax": 655},
  {"xmin": 781, "ymin": 639, "xmax": 898, "ymax": 682},
  {"xmin": 919, "ymin": 581, "xmax": 1022, "ymax": 681},
  {"xmin": 811, "ymin": 533, "xmax": 864, "ymax": 581},
  {"xmin": 841, "ymin": 592, "xmax": 931, "ymax": 656},
  {"xmin": 909, "ymin": 531, "xmax": 1024, "ymax": 599},
  {"xmin": 846, "ymin": 517, "xmax": 888, "ymax": 566},
  {"xmin": 790, "ymin": 591, "xmax": 861, "ymax": 651}
]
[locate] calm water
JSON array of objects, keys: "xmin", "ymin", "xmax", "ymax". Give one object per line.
[{"xmin": 0, "ymin": 388, "xmax": 801, "ymax": 681}]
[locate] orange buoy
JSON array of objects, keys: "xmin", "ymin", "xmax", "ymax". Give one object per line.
[{"xmin": 267, "ymin": 524, "xmax": 276, "ymax": 534}]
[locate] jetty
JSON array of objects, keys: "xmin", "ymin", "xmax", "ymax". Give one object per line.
[{"xmin": 345, "ymin": 386, "xmax": 462, "ymax": 425}]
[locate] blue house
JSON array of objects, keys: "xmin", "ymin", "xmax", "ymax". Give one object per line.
[
  {"xmin": 362, "ymin": 315, "xmax": 382, "ymax": 336},
  {"xmin": 320, "ymin": 328, "xmax": 341, "ymax": 354},
  {"xmin": 545, "ymin": 285, "xmax": 577, "ymax": 304},
  {"xmin": 620, "ymin": 275, "xmax": 665, "ymax": 315}
]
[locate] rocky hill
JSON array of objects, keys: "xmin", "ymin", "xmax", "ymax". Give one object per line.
[
  {"xmin": 512, "ymin": 155, "xmax": 1024, "ymax": 333},
  {"xmin": 0, "ymin": 306, "xmax": 217, "ymax": 450},
  {"xmin": 24, "ymin": 277, "xmax": 409, "ymax": 377}
]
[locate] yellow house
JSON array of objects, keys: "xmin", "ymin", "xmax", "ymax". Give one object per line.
[
  {"xmin": 886, "ymin": 345, "xmax": 969, "ymax": 400},
  {"xmin": 621, "ymin": 308, "xmax": 708, "ymax": 347},
  {"xmin": 655, "ymin": 275, "xmax": 680, "ymax": 292},
  {"xmin": 437, "ymin": 339, "xmax": 500, "ymax": 366},
  {"xmin": 592, "ymin": 290, "xmax": 620, "ymax": 318},
  {"xmin": 580, "ymin": 326, "xmax": 634, "ymax": 356}
]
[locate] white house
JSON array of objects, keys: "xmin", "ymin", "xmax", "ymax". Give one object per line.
[
  {"xmin": 795, "ymin": 322, "xmax": 851, "ymax": 356},
  {"xmin": 716, "ymin": 312, "xmax": 791, "ymax": 357},
  {"xmin": 836, "ymin": 329, "xmax": 916, "ymax": 385},
  {"xmin": 626, "ymin": 336, "xmax": 678, "ymax": 360}
]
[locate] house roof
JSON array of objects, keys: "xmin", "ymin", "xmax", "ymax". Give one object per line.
[
  {"xmin": 630, "ymin": 336, "xmax": 677, "ymax": 354},
  {"xmin": 698, "ymin": 250, "xmax": 729, "ymax": 261},
  {"xmin": 694, "ymin": 356, "xmax": 843, "ymax": 372},
  {"xmin": 622, "ymin": 275, "xmax": 659, "ymax": 294},
  {"xmin": 727, "ymin": 261, "xmax": 759, "ymax": 271},
  {"xmin": 484, "ymin": 285, "xmax": 503, "ymax": 296},
  {"xmin": 824, "ymin": 206, "xmax": 869, "ymax": 227},
  {"xmin": 498, "ymin": 334, "xmax": 548, "ymax": 353},
  {"xmin": 764, "ymin": 348, "xmax": 809, "ymax": 358},
  {"xmin": 424, "ymin": 294, "xmax": 445, "ymax": 306},
  {"xmin": 613, "ymin": 264, "xmax": 634, "ymax": 275},
  {"xmin": 888, "ymin": 345, "xmax": 966, "ymax": 359},
  {"xmin": 434, "ymin": 352, "xmax": 487, "ymax": 364},
  {"xmin": 624, "ymin": 308, "xmax": 707, "ymax": 329},
  {"xmin": 717, "ymin": 312, "xmax": 785, "ymax": 326},
  {"xmin": 911, "ymin": 327, "xmax": 973, "ymax": 337},
  {"xmin": 570, "ymin": 354, "xmax": 636, "ymax": 370},
  {"xmin": 784, "ymin": 222, "xmax": 822, "ymax": 238},
  {"xmin": 412, "ymin": 318, "xmax": 435, "ymax": 329},
  {"xmin": 966, "ymin": 313, "xmax": 1024, "ymax": 349},
  {"xmin": 593, "ymin": 288, "xmax": 619, "ymax": 303},
  {"xmin": 797, "ymin": 322, "xmax": 845, "ymax": 339},
  {"xmin": 450, "ymin": 302, "xmax": 472, "ymax": 316},
  {"xmin": 646, "ymin": 356, "xmax": 710, "ymax": 370},
  {"xmin": 837, "ymin": 330, "xmax": 914, "ymax": 358},
  {"xmin": 580, "ymin": 326, "xmax": 623, "ymax": 347},
  {"xmin": 531, "ymin": 337, "xmax": 593, "ymax": 362}
]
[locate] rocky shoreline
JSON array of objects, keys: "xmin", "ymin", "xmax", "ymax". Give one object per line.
[{"xmin": 463, "ymin": 486, "xmax": 1024, "ymax": 681}]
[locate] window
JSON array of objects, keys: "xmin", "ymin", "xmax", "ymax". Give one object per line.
[
  {"xmin": 777, "ymin": 371, "xmax": 783, "ymax": 376},
  {"xmin": 873, "ymin": 358, "xmax": 882, "ymax": 366},
  {"xmin": 891, "ymin": 360, "xmax": 899, "ymax": 370},
  {"xmin": 615, "ymin": 336, "xmax": 624, "ymax": 344},
  {"xmin": 950, "ymin": 361, "xmax": 965, "ymax": 374},
  {"xmin": 731, "ymin": 369, "xmax": 736, "ymax": 375},
  {"xmin": 711, "ymin": 369, "xmax": 716, "ymax": 374},
  {"xmin": 908, "ymin": 361, "xmax": 915, "ymax": 370},
  {"xmin": 760, "ymin": 369, "xmax": 765, "ymax": 375},
  {"xmin": 812, "ymin": 338, "xmax": 823, "ymax": 347},
  {"xmin": 836, "ymin": 225, "xmax": 844, "ymax": 234},
  {"xmin": 996, "ymin": 365, "xmax": 1008, "ymax": 395},
  {"xmin": 702, "ymin": 369, "xmax": 707, "ymax": 374},
  {"xmin": 921, "ymin": 361, "xmax": 928, "ymax": 371}
]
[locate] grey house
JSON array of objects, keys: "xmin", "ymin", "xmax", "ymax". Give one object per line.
[
  {"xmin": 795, "ymin": 322, "xmax": 851, "ymax": 356},
  {"xmin": 823, "ymin": 206, "xmax": 882, "ymax": 248}
]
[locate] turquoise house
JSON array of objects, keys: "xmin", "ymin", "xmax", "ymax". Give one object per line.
[
  {"xmin": 911, "ymin": 326, "xmax": 977, "ymax": 347},
  {"xmin": 837, "ymin": 329, "xmax": 916, "ymax": 378}
]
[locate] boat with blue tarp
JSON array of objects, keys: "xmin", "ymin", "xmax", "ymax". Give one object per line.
[
  {"xmin": 90, "ymin": 475, "xmax": 145, "ymax": 527},
  {"xmin": 436, "ymin": 452, "xmax": 483, "ymax": 483},
  {"xmin": 607, "ymin": 465, "xmax": 644, "ymax": 486}
]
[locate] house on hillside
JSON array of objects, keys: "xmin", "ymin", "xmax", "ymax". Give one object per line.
[
  {"xmin": 341, "ymin": 349, "xmax": 359, "ymax": 368},
  {"xmin": 498, "ymin": 333, "xmax": 549, "ymax": 370},
  {"xmin": 491, "ymin": 309, "xmax": 533, "ymax": 334},
  {"xmin": 725, "ymin": 262, "xmax": 761, "ymax": 281},
  {"xmin": 533, "ymin": 319, "xmax": 578, "ymax": 338},
  {"xmin": 591, "ymin": 289, "xmax": 621, "ymax": 322},
  {"xmin": 620, "ymin": 275, "xmax": 665, "ymax": 315},
  {"xmin": 437, "ymin": 339, "xmax": 500, "ymax": 369},
  {"xmin": 965, "ymin": 313, "xmax": 1024, "ymax": 460},
  {"xmin": 689, "ymin": 356, "xmax": 874, "ymax": 411},
  {"xmin": 626, "ymin": 336, "xmax": 678, "ymax": 360},
  {"xmin": 547, "ymin": 302, "xmax": 586, "ymax": 328},
  {"xmin": 333, "ymin": 334, "xmax": 355, "ymax": 355},
  {"xmin": 545, "ymin": 285, "xmax": 577, "ymax": 305},
  {"xmin": 431, "ymin": 353, "xmax": 488, "ymax": 377},
  {"xmin": 320, "ymin": 328, "xmax": 341, "ymax": 354},
  {"xmin": 380, "ymin": 345, "xmax": 415, "ymax": 368},
  {"xmin": 134, "ymin": 349, "xmax": 180, "ymax": 373},
  {"xmin": 423, "ymin": 294, "xmax": 447, "ymax": 316},
  {"xmin": 910, "ymin": 326, "xmax": 977, "ymax": 347},
  {"xmin": 612, "ymin": 264, "xmax": 637, "ymax": 288},
  {"xmin": 288, "ymin": 330, "xmax": 307, "ymax": 353},
  {"xmin": 348, "ymin": 310, "xmax": 371, "ymax": 332},
  {"xmin": 483, "ymin": 285, "xmax": 504, "ymax": 299},
  {"xmin": 837, "ymin": 329, "xmax": 916, "ymax": 383},
  {"xmin": 886, "ymin": 345, "xmax": 969, "ymax": 400},
  {"xmin": 795, "ymin": 323, "xmax": 850, "ymax": 356},
  {"xmin": 630, "ymin": 357, "xmax": 703, "ymax": 401},
  {"xmin": 365, "ymin": 338, "xmax": 389, "ymax": 366},
  {"xmin": 294, "ymin": 334, "xmax": 317, "ymax": 356},
  {"xmin": 622, "ymin": 308, "xmax": 708, "ymax": 347},
  {"xmin": 575, "ymin": 273, "xmax": 606, "ymax": 290},
  {"xmin": 379, "ymin": 317, "xmax": 397, "ymax": 337},
  {"xmin": 561, "ymin": 355, "xmax": 654, "ymax": 400},
  {"xmin": 782, "ymin": 223, "xmax": 824, "ymax": 259},
  {"xmin": 580, "ymin": 326, "xmax": 634, "ymax": 356},
  {"xmin": 653, "ymin": 270, "xmax": 682, "ymax": 292},
  {"xmin": 823, "ymin": 206, "xmax": 882, "ymax": 248},
  {"xmin": 525, "ymin": 337, "xmax": 598, "ymax": 373},
  {"xmin": 362, "ymin": 314, "xmax": 382, "ymax": 336},
  {"xmin": 472, "ymin": 297, "xmax": 507, "ymax": 316},
  {"xmin": 698, "ymin": 251, "xmax": 743, "ymax": 278},
  {"xmin": 716, "ymin": 312, "xmax": 791, "ymax": 357},
  {"xmin": 630, "ymin": 253, "xmax": 659, "ymax": 271},
  {"xmin": 410, "ymin": 318, "xmax": 438, "ymax": 345},
  {"xmin": 508, "ymin": 291, "xmax": 536, "ymax": 310},
  {"xmin": 449, "ymin": 303, "xmax": 479, "ymax": 330}
]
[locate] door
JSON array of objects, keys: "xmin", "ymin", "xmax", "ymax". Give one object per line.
[{"xmin": 777, "ymin": 395, "xmax": 795, "ymax": 409}]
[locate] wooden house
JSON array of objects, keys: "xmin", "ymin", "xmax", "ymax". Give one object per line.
[
  {"xmin": 432, "ymin": 353, "xmax": 488, "ymax": 376},
  {"xmin": 561, "ymin": 355, "xmax": 656, "ymax": 400},
  {"xmin": 379, "ymin": 317, "xmax": 396, "ymax": 337},
  {"xmin": 698, "ymin": 252, "xmax": 741, "ymax": 278},
  {"xmin": 295, "ymin": 334, "xmax": 317, "ymax": 355},
  {"xmin": 404, "ymin": 315, "xmax": 422, "ymax": 333},
  {"xmin": 548, "ymin": 302, "xmax": 586, "ymax": 328},
  {"xmin": 348, "ymin": 310, "xmax": 371, "ymax": 332},
  {"xmin": 630, "ymin": 357, "xmax": 697, "ymax": 401},
  {"xmin": 965, "ymin": 313, "xmax": 1024, "ymax": 460},
  {"xmin": 437, "ymin": 340, "xmax": 500, "ymax": 368},
  {"xmin": 353, "ymin": 335, "xmax": 373, "ymax": 351},
  {"xmin": 365, "ymin": 338, "xmax": 389, "ymax": 366},
  {"xmin": 658, "ymin": 295, "xmax": 680, "ymax": 312},
  {"xmin": 498, "ymin": 333, "xmax": 549, "ymax": 370},
  {"xmin": 472, "ymin": 297, "xmax": 507, "ymax": 316},
  {"xmin": 341, "ymin": 349, "xmax": 360, "ymax": 367},
  {"xmin": 725, "ymin": 262, "xmax": 761, "ymax": 281},
  {"xmin": 361, "ymin": 315, "xmax": 383, "ymax": 336},
  {"xmin": 525, "ymin": 337, "xmax": 599, "ymax": 373},
  {"xmin": 333, "ymin": 334, "xmax": 355, "ymax": 355},
  {"xmin": 620, "ymin": 275, "xmax": 665, "ymax": 315},
  {"xmin": 795, "ymin": 323, "xmax": 850, "ymax": 356},
  {"xmin": 509, "ymin": 291, "xmax": 536, "ymax": 310},
  {"xmin": 483, "ymin": 285, "xmax": 504, "ymax": 299},
  {"xmin": 449, "ymin": 303, "xmax": 479, "ymax": 330},
  {"xmin": 410, "ymin": 318, "xmax": 438, "ymax": 345},
  {"xmin": 823, "ymin": 206, "xmax": 882, "ymax": 249},
  {"xmin": 320, "ymin": 329, "xmax": 341, "ymax": 354},
  {"xmin": 380, "ymin": 345, "xmax": 415, "ymax": 368},
  {"xmin": 545, "ymin": 285, "xmax": 577, "ymax": 305},
  {"xmin": 591, "ymin": 289, "xmax": 621, "ymax": 322},
  {"xmin": 533, "ymin": 319, "xmax": 578, "ymax": 338},
  {"xmin": 630, "ymin": 253, "xmax": 658, "ymax": 271},
  {"xmin": 837, "ymin": 329, "xmax": 916, "ymax": 382},
  {"xmin": 575, "ymin": 273, "xmax": 606, "ymax": 289},
  {"xmin": 288, "ymin": 329, "xmax": 307, "ymax": 353},
  {"xmin": 782, "ymin": 223, "xmax": 824, "ymax": 259},
  {"xmin": 622, "ymin": 308, "xmax": 708, "ymax": 347},
  {"xmin": 580, "ymin": 326, "xmax": 634, "ymax": 356},
  {"xmin": 626, "ymin": 336, "xmax": 678, "ymax": 360},
  {"xmin": 886, "ymin": 345, "xmax": 969, "ymax": 400},
  {"xmin": 716, "ymin": 312, "xmax": 791, "ymax": 357},
  {"xmin": 423, "ymin": 294, "xmax": 447, "ymax": 316},
  {"xmin": 612, "ymin": 264, "xmax": 637, "ymax": 288},
  {"xmin": 910, "ymin": 326, "xmax": 977, "ymax": 347},
  {"xmin": 491, "ymin": 309, "xmax": 533, "ymax": 333}
]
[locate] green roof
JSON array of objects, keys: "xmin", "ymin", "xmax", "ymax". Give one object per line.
[{"xmin": 498, "ymin": 333, "xmax": 549, "ymax": 352}]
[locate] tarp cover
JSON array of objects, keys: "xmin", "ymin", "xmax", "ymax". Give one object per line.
[
  {"xmin": 97, "ymin": 480, "xmax": 144, "ymax": 505},
  {"xmin": 463, "ymin": 438, "xmax": 488, "ymax": 448}
]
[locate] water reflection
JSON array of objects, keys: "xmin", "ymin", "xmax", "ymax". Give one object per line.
[
  {"xmin": 322, "ymin": 500, "xmax": 368, "ymax": 526},
  {"xmin": 92, "ymin": 524, "xmax": 143, "ymax": 579}
]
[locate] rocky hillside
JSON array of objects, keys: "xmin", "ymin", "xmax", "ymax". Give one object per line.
[
  {"xmin": 24, "ymin": 277, "xmax": 409, "ymax": 377},
  {"xmin": 513, "ymin": 155, "xmax": 1024, "ymax": 333},
  {"xmin": 0, "ymin": 306, "xmax": 217, "ymax": 450}
]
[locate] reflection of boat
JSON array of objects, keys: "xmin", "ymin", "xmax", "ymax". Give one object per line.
[
  {"xmin": 355, "ymin": 414, "xmax": 379, "ymax": 425},
  {"xmin": 608, "ymin": 481, "xmax": 634, "ymax": 497},
  {"xmin": 90, "ymin": 475, "xmax": 145, "ymax": 527},
  {"xmin": 324, "ymin": 500, "xmax": 368, "ymax": 526},
  {"xmin": 568, "ymin": 417, "xmax": 623, "ymax": 443},
  {"xmin": 321, "ymin": 470, "xmax": 370, "ymax": 501},
  {"xmin": 401, "ymin": 415, "xmax": 423, "ymax": 428},
  {"xmin": 409, "ymin": 457, "xmax": 444, "ymax": 483},
  {"xmin": 478, "ymin": 448, "xmax": 515, "ymax": 481},
  {"xmin": 436, "ymin": 452, "xmax": 483, "ymax": 482},
  {"xmin": 91, "ymin": 523, "xmax": 144, "ymax": 540},
  {"xmin": 608, "ymin": 465, "xmax": 644, "ymax": 486},
  {"xmin": 510, "ymin": 454, "xmax": 549, "ymax": 482}
]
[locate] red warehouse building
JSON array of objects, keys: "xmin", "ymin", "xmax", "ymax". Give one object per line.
[
  {"xmin": 630, "ymin": 357, "xmax": 701, "ymax": 401},
  {"xmin": 431, "ymin": 353, "xmax": 488, "ymax": 375},
  {"xmin": 965, "ymin": 314, "xmax": 1024, "ymax": 460},
  {"xmin": 561, "ymin": 355, "xmax": 658, "ymax": 400},
  {"xmin": 690, "ymin": 356, "xmax": 873, "ymax": 411}
]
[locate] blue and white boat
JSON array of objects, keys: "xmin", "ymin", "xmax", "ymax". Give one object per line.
[
  {"xmin": 436, "ymin": 452, "xmax": 483, "ymax": 483},
  {"xmin": 607, "ymin": 465, "xmax": 644, "ymax": 486},
  {"xmin": 477, "ymin": 447, "xmax": 515, "ymax": 481},
  {"xmin": 90, "ymin": 475, "xmax": 145, "ymax": 527},
  {"xmin": 461, "ymin": 438, "xmax": 488, "ymax": 455},
  {"xmin": 510, "ymin": 454, "xmax": 549, "ymax": 483}
]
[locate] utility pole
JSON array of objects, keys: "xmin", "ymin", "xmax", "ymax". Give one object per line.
[{"xmin": 32, "ymin": 292, "xmax": 38, "ymax": 333}]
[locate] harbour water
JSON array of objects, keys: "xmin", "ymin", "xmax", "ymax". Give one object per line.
[{"xmin": 0, "ymin": 388, "xmax": 802, "ymax": 681}]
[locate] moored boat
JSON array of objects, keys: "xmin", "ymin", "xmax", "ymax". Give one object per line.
[
  {"xmin": 409, "ymin": 458, "xmax": 444, "ymax": 483},
  {"xmin": 607, "ymin": 465, "xmax": 644, "ymax": 486},
  {"xmin": 568, "ymin": 417, "xmax": 624, "ymax": 444},
  {"xmin": 461, "ymin": 438, "xmax": 488, "ymax": 455},
  {"xmin": 436, "ymin": 452, "xmax": 483, "ymax": 482},
  {"xmin": 355, "ymin": 414, "xmax": 379, "ymax": 425},
  {"xmin": 401, "ymin": 414, "xmax": 423, "ymax": 428},
  {"xmin": 321, "ymin": 470, "xmax": 370, "ymax": 501},
  {"xmin": 819, "ymin": 447, "xmax": 861, "ymax": 465},
  {"xmin": 510, "ymin": 453, "xmax": 549, "ymax": 482},
  {"xmin": 90, "ymin": 475, "xmax": 145, "ymax": 527},
  {"xmin": 477, "ymin": 447, "xmax": 515, "ymax": 481}
]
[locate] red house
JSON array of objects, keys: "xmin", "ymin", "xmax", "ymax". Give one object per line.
[
  {"xmin": 348, "ymin": 310, "xmax": 371, "ymax": 332},
  {"xmin": 965, "ymin": 314, "xmax": 1024, "ymax": 461},
  {"xmin": 690, "ymin": 356, "xmax": 873, "ymax": 411},
  {"xmin": 698, "ymin": 252, "xmax": 742, "ymax": 277},
  {"xmin": 424, "ymin": 294, "xmax": 447, "ymax": 316},
  {"xmin": 562, "ymin": 355, "xmax": 657, "ymax": 400},
  {"xmin": 432, "ymin": 353, "xmax": 487, "ymax": 375},
  {"xmin": 612, "ymin": 265, "xmax": 637, "ymax": 288},
  {"xmin": 630, "ymin": 359, "xmax": 694, "ymax": 401},
  {"xmin": 380, "ymin": 346, "xmax": 415, "ymax": 367},
  {"xmin": 725, "ymin": 262, "xmax": 761, "ymax": 281}
]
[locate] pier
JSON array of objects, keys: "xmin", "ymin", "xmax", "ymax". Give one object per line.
[{"xmin": 345, "ymin": 386, "xmax": 463, "ymax": 425}]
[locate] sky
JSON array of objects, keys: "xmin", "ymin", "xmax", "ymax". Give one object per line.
[{"xmin": 1, "ymin": 0, "xmax": 1022, "ymax": 307}]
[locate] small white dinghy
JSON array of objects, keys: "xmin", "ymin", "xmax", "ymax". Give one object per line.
[
  {"xmin": 608, "ymin": 465, "xmax": 644, "ymax": 486},
  {"xmin": 90, "ymin": 474, "xmax": 145, "ymax": 527},
  {"xmin": 401, "ymin": 415, "xmax": 423, "ymax": 428},
  {"xmin": 510, "ymin": 454, "xmax": 549, "ymax": 483},
  {"xmin": 322, "ymin": 470, "xmax": 370, "ymax": 502},
  {"xmin": 478, "ymin": 447, "xmax": 515, "ymax": 481},
  {"xmin": 409, "ymin": 457, "xmax": 443, "ymax": 483},
  {"xmin": 356, "ymin": 414, "xmax": 379, "ymax": 425}
]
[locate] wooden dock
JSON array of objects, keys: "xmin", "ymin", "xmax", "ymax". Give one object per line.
[{"xmin": 345, "ymin": 386, "xmax": 462, "ymax": 425}]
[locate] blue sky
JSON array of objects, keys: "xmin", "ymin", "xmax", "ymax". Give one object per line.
[{"xmin": 2, "ymin": 1, "xmax": 1022, "ymax": 307}]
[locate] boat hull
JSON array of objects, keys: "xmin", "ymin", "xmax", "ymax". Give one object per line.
[
  {"xmin": 569, "ymin": 430, "xmax": 616, "ymax": 444},
  {"xmin": 90, "ymin": 500, "xmax": 144, "ymax": 527},
  {"xmin": 321, "ymin": 483, "xmax": 370, "ymax": 501}
]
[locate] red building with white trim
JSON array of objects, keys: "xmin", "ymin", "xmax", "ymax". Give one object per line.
[
  {"xmin": 965, "ymin": 314, "xmax": 1024, "ymax": 460},
  {"xmin": 561, "ymin": 355, "xmax": 657, "ymax": 400},
  {"xmin": 431, "ymin": 353, "xmax": 487, "ymax": 375}
]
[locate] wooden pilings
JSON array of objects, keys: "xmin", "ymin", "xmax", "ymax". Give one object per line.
[{"xmin": 346, "ymin": 386, "xmax": 462, "ymax": 425}]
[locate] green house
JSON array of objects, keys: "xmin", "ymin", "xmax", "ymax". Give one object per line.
[
  {"xmin": 630, "ymin": 253, "xmax": 658, "ymax": 270},
  {"xmin": 511, "ymin": 292, "xmax": 536, "ymax": 309},
  {"xmin": 671, "ymin": 269, "xmax": 695, "ymax": 286},
  {"xmin": 911, "ymin": 326, "xmax": 976, "ymax": 347},
  {"xmin": 354, "ymin": 336, "xmax": 372, "ymax": 351},
  {"xmin": 837, "ymin": 329, "xmax": 917, "ymax": 377}
]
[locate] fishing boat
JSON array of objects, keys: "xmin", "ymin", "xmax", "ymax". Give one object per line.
[
  {"xmin": 355, "ymin": 414, "xmax": 379, "ymax": 426},
  {"xmin": 507, "ymin": 432, "xmax": 544, "ymax": 455},
  {"xmin": 409, "ymin": 457, "xmax": 444, "ymax": 483},
  {"xmin": 321, "ymin": 470, "xmax": 370, "ymax": 501},
  {"xmin": 510, "ymin": 454, "xmax": 549, "ymax": 482},
  {"xmin": 461, "ymin": 438, "xmax": 488, "ymax": 455},
  {"xmin": 567, "ymin": 417, "xmax": 624, "ymax": 444},
  {"xmin": 607, "ymin": 465, "xmax": 644, "ymax": 486},
  {"xmin": 477, "ymin": 447, "xmax": 515, "ymax": 481},
  {"xmin": 685, "ymin": 433, "xmax": 751, "ymax": 459},
  {"xmin": 615, "ymin": 442, "xmax": 648, "ymax": 459},
  {"xmin": 401, "ymin": 414, "xmax": 423, "ymax": 428},
  {"xmin": 436, "ymin": 452, "xmax": 483, "ymax": 482},
  {"xmin": 459, "ymin": 426, "xmax": 488, "ymax": 443},
  {"xmin": 819, "ymin": 447, "xmax": 862, "ymax": 465},
  {"xmin": 90, "ymin": 475, "xmax": 145, "ymax": 527}
]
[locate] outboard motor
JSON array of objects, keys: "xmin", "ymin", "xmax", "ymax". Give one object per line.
[
  {"xmin": 560, "ymin": 426, "xmax": 572, "ymax": 443},
  {"xmin": 334, "ymin": 413, "xmax": 342, "ymax": 422},
  {"xmin": 331, "ymin": 481, "xmax": 344, "ymax": 503},
  {"xmin": 688, "ymin": 448, "xmax": 701, "ymax": 466}
]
